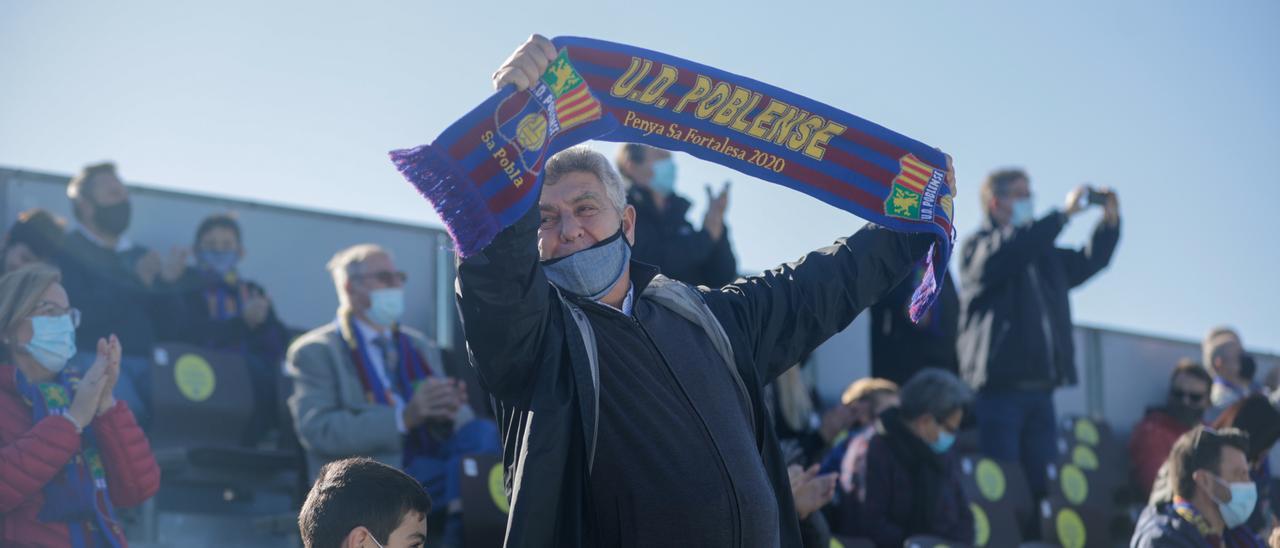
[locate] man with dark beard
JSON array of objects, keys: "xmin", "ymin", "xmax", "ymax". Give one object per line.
[
  {"xmin": 57, "ymin": 162, "xmax": 187, "ymax": 423},
  {"xmin": 1129, "ymin": 359, "xmax": 1213, "ymax": 500}
]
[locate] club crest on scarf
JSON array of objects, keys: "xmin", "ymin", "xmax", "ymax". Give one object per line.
[
  {"xmin": 493, "ymin": 50, "xmax": 604, "ymax": 177},
  {"xmin": 885, "ymin": 154, "xmax": 951, "ymax": 223}
]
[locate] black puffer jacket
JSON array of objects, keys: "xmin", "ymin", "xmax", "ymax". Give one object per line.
[
  {"xmin": 957, "ymin": 212, "xmax": 1119, "ymax": 391},
  {"xmin": 456, "ymin": 207, "xmax": 930, "ymax": 548}
]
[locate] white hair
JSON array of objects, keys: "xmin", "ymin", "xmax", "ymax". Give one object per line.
[
  {"xmin": 326, "ymin": 244, "xmax": 392, "ymax": 311},
  {"xmin": 544, "ymin": 146, "xmax": 627, "ymax": 213}
]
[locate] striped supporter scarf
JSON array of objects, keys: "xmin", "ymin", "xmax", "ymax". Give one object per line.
[
  {"xmin": 391, "ymin": 36, "xmax": 955, "ymax": 321},
  {"xmin": 336, "ymin": 313, "xmax": 441, "ymax": 459},
  {"xmin": 16, "ymin": 368, "xmax": 123, "ymax": 548}
]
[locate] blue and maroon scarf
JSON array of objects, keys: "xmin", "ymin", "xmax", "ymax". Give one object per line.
[
  {"xmin": 16, "ymin": 368, "xmax": 123, "ymax": 548},
  {"xmin": 336, "ymin": 314, "xmax": 441, "ymax": 460},
  {"xmin": 391, "ymin": 36, "xmax": 955, "ymax": 321},
  {"xmin": 201, "ymin": 269, "xmax": 242, "ymax": 322}
]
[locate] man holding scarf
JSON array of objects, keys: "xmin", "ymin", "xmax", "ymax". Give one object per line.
[
  {"xmin": 286, "ymin": 244, "xmax": 498, "ymax": 547},
  {"xmin": 456, "ymin": 35, "xmax": 952, "ymax": 548}
]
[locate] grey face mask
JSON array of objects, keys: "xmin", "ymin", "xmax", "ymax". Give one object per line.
[{"xmin": 542, "ymin": 228, "xmax": 630, "ymax": 300}]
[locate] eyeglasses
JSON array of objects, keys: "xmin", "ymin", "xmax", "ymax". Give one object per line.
[
  {"xmin": 32, "ymin": 302, "xmax": 81, "ymax": 328},
  {"xmin": 355, "ymin": 271, "xmax": 408, "ymax": 285},
  {"xmin": 1171, "ymin": 388, "xmax": 1207, "ymax": 404}
]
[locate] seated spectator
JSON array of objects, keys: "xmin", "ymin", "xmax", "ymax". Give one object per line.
[
  {"xmin": 838, "ymin": 368, "xmax": 974, "ymax": 547},
  {"xmin": 1203, "ymin": 327, "xmax": 1264, "ymax": 421},
  {"xmin": 299, "ymin": 457, "xmax": 431, "ymax": 548},
  {"xmin": 57, "ymin": 162, "xmax": 187, "ymax": 423},
  {"xmin": 1132, "ymin": 427, "xmax": 1265, "ymax": 547},
  {"xmin": 174, "ymin": 213, "xmax": 290, "ymax": 445},
  {"xmin": 2, "ymin": 209, "xmax": 67, "ymax": 273},
  {"xmin": 0, "ymin": 264, "xmax": 159, "ymax": 546},
  {"xmin": 287, "ymin": 244, "xmax": 498, "ymax": 547},
  {"xmin": 1130, "ymin": 359, "xmax": 1213, "ymax": 500},
  {"xmin": 616, "ymin": 143, "xmax": 738, "ymax": 287},
  {"xmin": 822, "ymin": 378, "xmax": 900, "ymax": 477}
]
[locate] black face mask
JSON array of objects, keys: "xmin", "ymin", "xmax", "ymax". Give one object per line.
[
  {"xmin": 1166, "ymin": 399, "xmax": 1205, "ymax": 426},
  {"xmin": 1240, "ymin": 354, "xmax": 1256, "ymax": 381},
  {"xmin": 93, "ymin": 200, "xmax": 132, "ymax": 236}
]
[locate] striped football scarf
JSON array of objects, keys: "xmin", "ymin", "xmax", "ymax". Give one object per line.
[{"xmin": 391, "ymin": 36, "xmax": 955, "ymax": 321}]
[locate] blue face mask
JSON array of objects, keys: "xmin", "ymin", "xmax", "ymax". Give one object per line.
[
  {"xmin": 26, "ymin": 314, "xmax": 77, "ymax": 373},
  {"xmin": 1211, "ymin": 475, "xmax": 1258, "ymax": 528},
  {"xmin": 542, "ymin": 228, "xmax": 631, "ymax": 300},
  {"xmin": 1009, "ymin": 197, "xmax": 1034, "ymax": 226},
  {"xmin": 930, "ymin": 428, "xmax": 956, "ymax": 454},
  {"xmin": 199, "ymin": 249, "xmax": 239, "ymax": 275},
  {"xmin": 649, "ymin": 158, "xmax": 677, "ymax": 196},
  {"xmin": 367, "ymin": 288, "xmax": 405, "ymax": 326}
]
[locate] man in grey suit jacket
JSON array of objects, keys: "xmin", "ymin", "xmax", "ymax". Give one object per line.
[{"xmin": 287, "ymin": 244, "xmax": 499, "ymax": 547}]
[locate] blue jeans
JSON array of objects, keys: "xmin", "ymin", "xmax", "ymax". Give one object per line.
[
  {"xmin": 402, "ymin": 419, "xmax": 501, "ymax": 508},
  {"xmin": 973, "ymin": 389, "xmax": 1057, "ymax": 500},
  {"xmin": 71, "ymin": 352, "xmax": 151, "ymax": 426}
]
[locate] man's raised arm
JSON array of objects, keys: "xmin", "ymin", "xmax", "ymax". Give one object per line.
[
  {"xmin": 706, "ymin": 159, "xmax": 954, "ymax": 382},
  {"xmin": 455, "ymin": 35, "xmax": 560, "ymax": 402}
]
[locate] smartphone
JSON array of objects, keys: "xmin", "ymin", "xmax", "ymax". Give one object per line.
[{"xmin": 1085, "ymin": 188, "xmax": 1108, "ymax": 206}]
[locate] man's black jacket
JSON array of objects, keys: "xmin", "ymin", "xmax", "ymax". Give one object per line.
[{"xmin": 457, "ymin": 208, "xmax": 930, "ymax": 547}]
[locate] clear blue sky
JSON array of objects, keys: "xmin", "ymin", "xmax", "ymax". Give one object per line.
[{"xmin": 2, "ymin": 1, "xmax": 1277, "ymax": 353}]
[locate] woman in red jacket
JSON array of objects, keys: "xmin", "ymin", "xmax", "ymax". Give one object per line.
[{"xmin": 0, "ymin": 263, "xmax": 160, "ymax": 547}]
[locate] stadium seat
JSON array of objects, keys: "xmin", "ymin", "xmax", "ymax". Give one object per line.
[
  {"xmin": 957, "ymin": 455, "xmax": 1024, "ymax": 547},
  {"xmin": 145, "ymin": 344, "xmax": 302, "ymax": 523},
  {"xmin": 458, "ymin": 453, "xmax": 509, "ymax": 548},
  {"xmin": 1038, "ymin": 495, "xmax": 1111, "ymax": 548}
]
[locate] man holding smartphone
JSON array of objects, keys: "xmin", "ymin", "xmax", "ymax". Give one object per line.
[{"xmin": 956, "ymin": 169, "xmax": 1120, "ymax": 501}]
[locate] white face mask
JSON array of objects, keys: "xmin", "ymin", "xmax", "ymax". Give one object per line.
[
  {"xmin": 26, "ymin": 314, "xmax": 78, "ymax": 373},
  {"xmin": 367, "ymin": 288, "xmax": 405, "ymax": 326},
  {"xmin": 1009, "ymin": 197, "xmax": 1034, "ymax": 226},
  {"xmin": 1210, "ymin": 475, "xmax": 1258, "ymax": 529}
]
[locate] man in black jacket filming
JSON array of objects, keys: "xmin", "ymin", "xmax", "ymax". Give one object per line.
[
  {"xmin": 957, "ymin": 168, "xmax": 1120, "ymax": 500},
  {"xmin": 456, "ymin": 34, "xmax": 952, "ymax": 548}
]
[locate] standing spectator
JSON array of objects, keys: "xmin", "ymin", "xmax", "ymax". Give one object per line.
[
  {"xmin": 2, "ymin": 209, "xmax": 67, "ymax": 274},
  {"xmin": 1204, "ymin": 327, "xmax": 1264, "ymax": 420},
  {"xmin": 1132, "ymin": 427, "xmax": 1264, "ymax": 547},
  {"xmin": 298, "ymin": 457, "xmax": 431, "ymax": 548},
  {"xmin": 286, "ymin": 244, "xmax": 497, "ymax": 547},
  {"xmin": 616, "ymin": 144, "xmax": 737, "ymax": 287},
  {"xmin": 957, "ymin": 168, "xmax": 1121, "ymax": 499},
  {"xmin": 871, "ymin": 263, "xmax": 959, "ymax": 386},
  {"xmin": 57, "ymin": 162, "xmax": 187, "ymax": 423},
  {"xmin": 0, "ymin": 264, "xmax": 160, "ymax": 546},
  {"xmin": 1130, "ymin": 359, "xmax": 1213, "ymax": 500},
  {"xmin": 837, "ymin": 369, "xmax": 975, "ymax": 546},
  {"xmin": 174, "ymin": 213, "xmax": 291, "ymax": 445}
]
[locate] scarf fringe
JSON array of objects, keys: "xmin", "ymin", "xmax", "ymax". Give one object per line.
[{"xmin": 388, "ymin": 144, "xmax": 501, "ymax": 257}]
